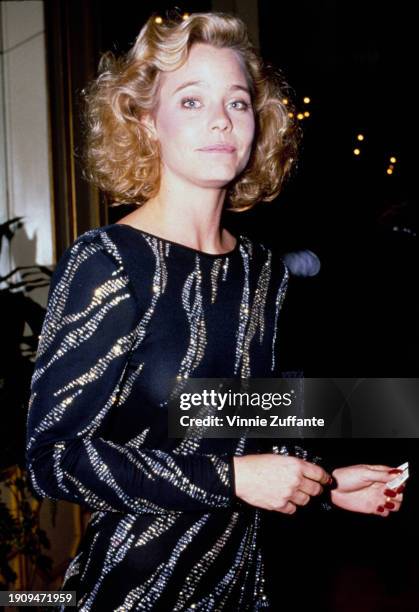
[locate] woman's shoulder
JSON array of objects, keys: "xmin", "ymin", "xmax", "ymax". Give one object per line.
[
  {"xmin": 59, "ymin": 223, "xmax": 155, "ymax": 270},
  {"xmin": 51, "ymin": 225, "xmax": 120, "ymax": 284},
  {"xmin": 50, "ymin": 224, "xmax": 155, "ymax": 311}
]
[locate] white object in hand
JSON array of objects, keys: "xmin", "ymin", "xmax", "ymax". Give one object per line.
[{"xmin": 386, "ymin": 461, "xmax": 409, "ymax": 490}]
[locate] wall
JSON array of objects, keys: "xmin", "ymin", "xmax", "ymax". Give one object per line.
[{"xmin": 0, "ymin": 0, "xmax": 77, "ymax": 592}]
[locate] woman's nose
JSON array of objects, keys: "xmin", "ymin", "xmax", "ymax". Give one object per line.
[{"xmin": 209, "ymin": 105, "xmax": 232, "ymax": 131}]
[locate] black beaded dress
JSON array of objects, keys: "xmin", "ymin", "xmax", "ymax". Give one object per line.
[{"xmin": 25, "ymin": 222, "xmax": 304, "ymax": 611}]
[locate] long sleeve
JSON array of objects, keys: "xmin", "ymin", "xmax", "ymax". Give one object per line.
[{"xmin": 25, "ymin": 231, "xmax": 236, "ymax": 515}]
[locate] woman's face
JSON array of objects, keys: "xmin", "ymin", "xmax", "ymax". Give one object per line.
[{"xmin": 146, "ymin": 43, "xmax": 256, "ymax": 190}]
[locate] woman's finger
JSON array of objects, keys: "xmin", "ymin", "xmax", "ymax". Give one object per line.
[
  {"xmin": 383, "ymin": 490, "xmax": 404, "ymax": 503},
  {"xmin": 275, "ymin": 501, "xmax": 297, "ymax": 515},
  {"xmin": 376, "ymin": 505, "xmax": 391, "ymax": 517},
  {"xmin": 299, "ymin": 478, "xmax": 323, "ymax": 498},
  {"xmin": 365, "ymin": 469, "xmax": 403, "ymax": 484},
  {"xmin": 291, "ymin": 490, "xmax": 311, "ymax": 507}
]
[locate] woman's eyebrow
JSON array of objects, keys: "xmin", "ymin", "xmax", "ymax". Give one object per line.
[{"xmin": 172, "ymin": 80, "xmax": 251, "ymax": 95}]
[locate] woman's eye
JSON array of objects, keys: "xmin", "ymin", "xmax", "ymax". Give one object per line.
[
  {"xmin": 230, "ymin": 100, "xmax": 250, "ymax": 110},
  {"xmin": 181, "ymin": 98, "xmax": 250, "ymax": 111},
  {"xmin": 181, "ymin": 98, "xmax": 202, "ymax": 109}
]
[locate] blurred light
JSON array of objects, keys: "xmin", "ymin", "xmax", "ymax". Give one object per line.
[
  {"xmin": 353, "ymin": 148, "xmax": 361, "ymax": 155},
  {"xmin": 155, "ymin": 16, "xmax": 163, "ymax": 23},
  {"xmin": 288, "ymin": 112, "xmax": 294, "ymax": 118},
  {"xmin": 303, "ymin": 97, "xmax": 311, "ymax": 104},
  {"xmin": 182, "ymin": 13, "xmax": 190, "ymax": 19},
  {"xmin": 390, "ymin": 156, "xmax": 397, "ymax": 163},
  {"xmin": 282, "ymin": 98, "xmax": 289, "ymax": 105},
  {"xmin": 304, "ymin": 111, "xmax": 310, "ymax": 117},
  {"xmin": 297, "ymin": 113, "xmax": 304, "ymax": 120},
  {"xmin": 387, "ymin": 168, "xmax": 393, "ymax": 175},
  {"xmin": 357, "ymin": 134, "xmax": 364, "ymax": 141}
]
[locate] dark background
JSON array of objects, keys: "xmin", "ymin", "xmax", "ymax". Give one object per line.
[{"xmin": 256, "ymin": 3, "xmax": 418, "ymax": 609}]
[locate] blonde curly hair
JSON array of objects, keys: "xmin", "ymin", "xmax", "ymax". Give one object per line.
[{"xmin": 81, "ymin": 11, "xmax": 301, "ymax": 212}]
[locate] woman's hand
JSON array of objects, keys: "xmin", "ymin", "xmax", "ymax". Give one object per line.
[
  {"xmin": 233, "ymin": 454, "xmax": 331, "ymax": 514},
  {"xmin": 330, "ymin": 465, "xmax": 405, "ymax": 516}
]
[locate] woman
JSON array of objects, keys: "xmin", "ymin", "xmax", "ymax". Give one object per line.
[{"xmin": 25, "ymin": 12, "xmax": 404, "ymax": 611}]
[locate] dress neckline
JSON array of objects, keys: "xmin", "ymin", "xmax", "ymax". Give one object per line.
[{"xmin": 110, "ymin": 223, "xmax": 241, "ymax": 258}]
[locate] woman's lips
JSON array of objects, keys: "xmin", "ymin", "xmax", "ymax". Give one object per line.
[{"xmin": 198, "ymin": 145, "xmax": 236, "ymax": 153}]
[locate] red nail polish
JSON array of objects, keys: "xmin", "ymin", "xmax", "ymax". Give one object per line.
[
  {"xmin": 384, "ymin": 489, "xmax": 397, "ymax": 497},
  {"xmin": 377, "ymin": 506, "xmax": 385, "ymax": 512},
  {"xmin": 388, "ymin": 469, "xmax": 403, "ymax": 474},
  {"xmin": 384, "ymin": 501, "xmax": 395, "ymax": 509},
  {"xmin": 326, "ymin": 476, "xmax": 337, "ymax": 489},
  {"xmin": 396, "ymin": 485, "xmax": 405, "ymax": 493}
]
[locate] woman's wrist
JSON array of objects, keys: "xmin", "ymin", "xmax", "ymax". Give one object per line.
[{"xmin": 321, "ymin": 469, "xmax": 338, "ymax": 508}]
